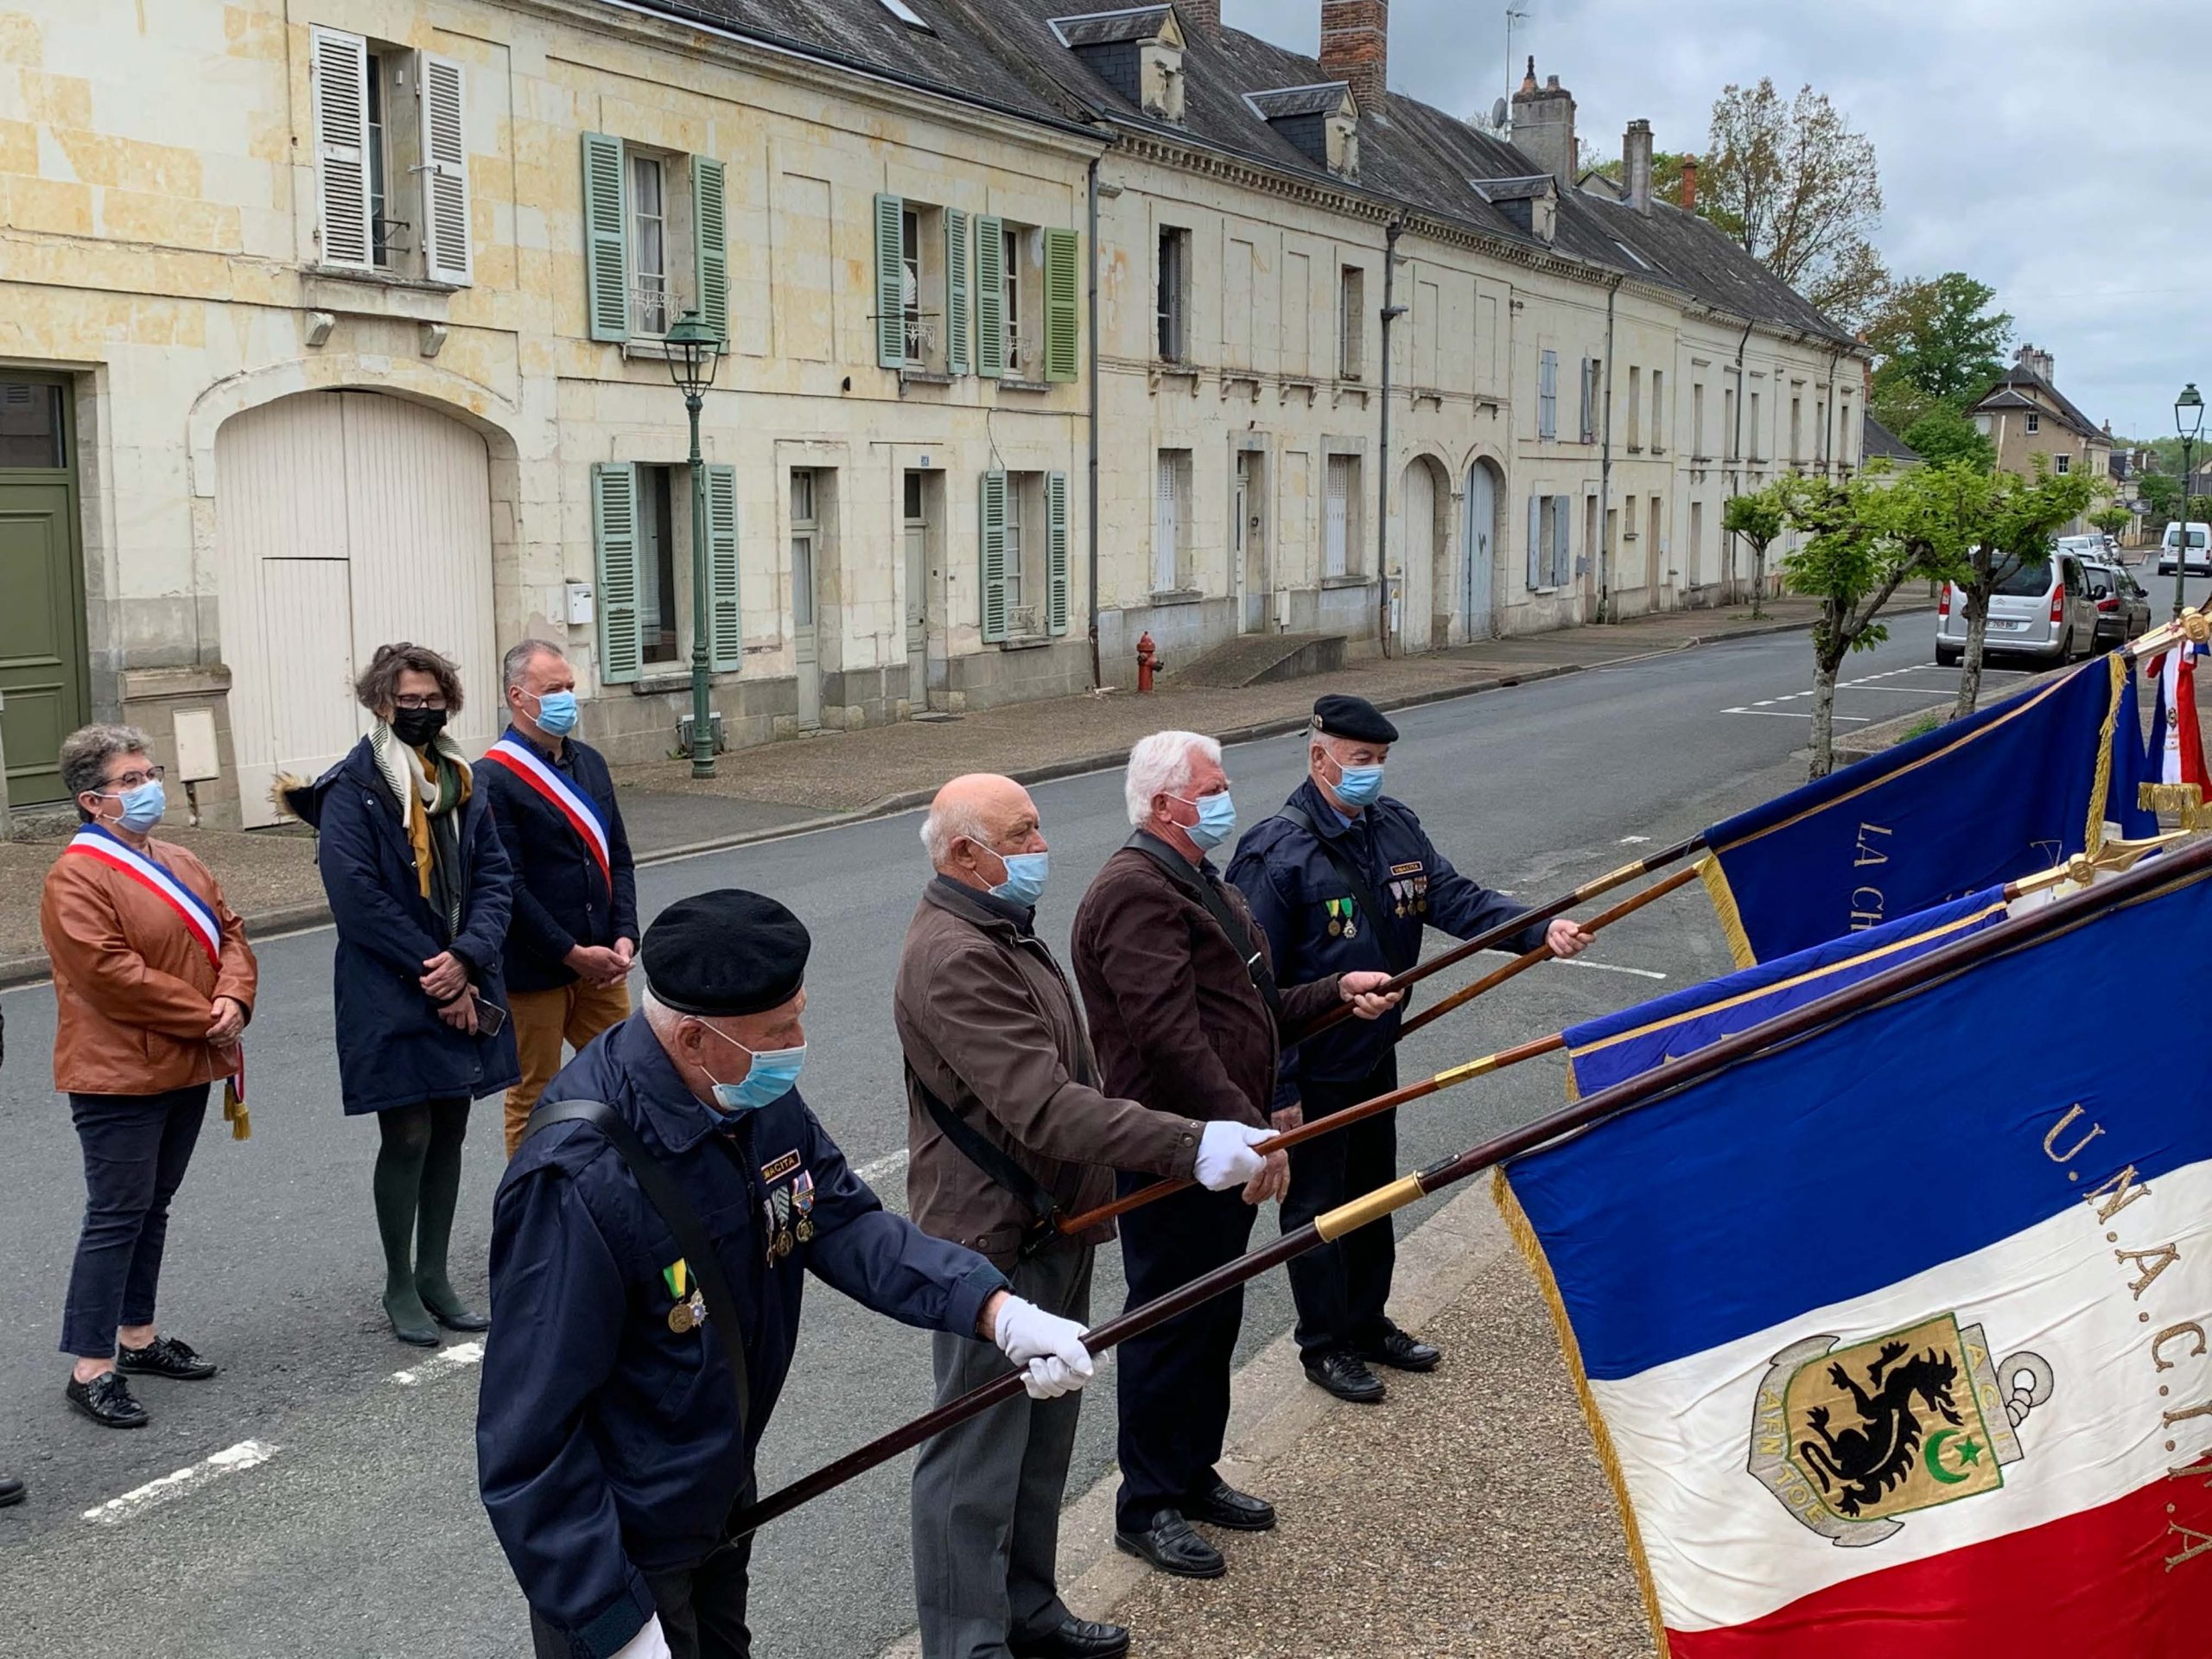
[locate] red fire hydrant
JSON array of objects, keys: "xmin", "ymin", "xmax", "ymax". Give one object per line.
[{"xmin": 1135, "ymin": 631, "xmax": 1159, "ymax": 694}]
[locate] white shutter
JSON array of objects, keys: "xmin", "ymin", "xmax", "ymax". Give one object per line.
[
  {"xmin": 418, "ymin": 54, "xmax": 472, "ymax": 285},
  {"xmin": 311, "ymin": 28, "xmax": 373, "ymax": 270},
  {"xmin": 1325, "ymin": 455, "xmax": 1351, "ymax": 578},
  {"xmin": 1154, "ymin": 452, "xmax": 1179, "ymax": 592}
]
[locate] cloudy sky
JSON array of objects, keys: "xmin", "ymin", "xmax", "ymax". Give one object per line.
[{"xmin": 1225, "ymin": 0, "xmax": 2212, "ymax": 442}]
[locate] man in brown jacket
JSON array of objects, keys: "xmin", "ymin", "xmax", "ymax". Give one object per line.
[
  {"xmin": 898, "ymin": 772, "xmax": 1279, "ymax": 1659},
  {"xmin": 1071, "ymin": 731, "xmax": 1400, "ymax": 1580}
]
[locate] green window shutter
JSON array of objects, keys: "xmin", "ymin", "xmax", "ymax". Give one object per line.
[
  {"xmin": 692, "ymin": 155, "xmax": 728, "ymax": 341},
  {"xmin": 975, "ymin": 213, "xmax": 1004, "ymax": 379},
  {"xmin": 582, "ymin": 133, "xmax": 629, "ymax": 342},
  {"xmin": 705, "ymin": 463, "xmax": 742, "ymax": 671},
  {"xmin": 1043, "ymin": 227, "xmax": 1078, "ymax": 383},
  {"xmin": 944, "ymin": 208, "xmax": 970, "ymax": 374},
  {"xmin": 978, "ymin": 471, "xmax": 1008, "ymax": 644},
  {"xmin": 1046, "ymin": 471, "xmax": 1070, "ymax": 636},
  {"xmin": 592, "ymin": 462, "xmax": 642, "ymax": 683},
  {"xmin": 874, "ymin": 192, "xmax": 906, "ymax": 368}
]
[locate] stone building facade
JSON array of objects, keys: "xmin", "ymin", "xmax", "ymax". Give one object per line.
[
  {"xmin": 0, "ymin": 0, "xmax": 1864, "ymax": 826},
  {"xmin": 1970, "ymin": 343, "xmax": 2113, "ymax": 532}
]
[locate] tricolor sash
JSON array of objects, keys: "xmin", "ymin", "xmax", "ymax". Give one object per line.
[
  {"xmin": 2144, "ymin": 640, "xmax": 2209, "ymax": 823},
  {"xmin": 64, "ymin": 824, "xmax": 222, "ymax": 969},
  {"xmin": 481, "ymin": 733, "xmax": 613, "ymax": 892}
]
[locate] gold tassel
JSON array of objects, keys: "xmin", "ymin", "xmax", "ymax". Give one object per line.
[
  {"xmin": 2139, "ymin": 781, "xmax": 2205, "ymax": 830},
  {"xmin": 1697, "ymin": 853, "xmax": 1757, "ymax": 970},
  {"xmin": 2085, "ymin": 654, "xmax": 2124, "ymax": 855},
  {"xmin": 1492, "ymin": 1170, "xmax": 1674, "ymax": 1658},
  {"xmin": 222, "ymin": 1076, "xmax": 250, "ymax": 1141}
]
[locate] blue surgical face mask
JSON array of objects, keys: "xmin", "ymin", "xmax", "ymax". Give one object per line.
[
  {"xmin": 105, "ymin": 779, "xmax": 167, "ymax": 835},
  {"xmin": 529, "ymin": 689, "xmax": 580, "ymax": 737},
  {"xmin": 1173, "ymin": 790, "xmax": 1238, "ymax": 852},
  {"xmin": 1328, "ymin": 754, "xmax": 1385, "ymax": 809},
  {"xmin": 698, "ymin": 1021, "xmax": 808, "ymax": 1114},
  {"xmin": 985, "ymin": 847, "xmax": 1050, "ymax": 909}
]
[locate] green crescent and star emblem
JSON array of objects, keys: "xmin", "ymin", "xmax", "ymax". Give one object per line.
[{"xmin": 1746, "ymin": 1312, "xmax": 2054, "ymax": 1548}]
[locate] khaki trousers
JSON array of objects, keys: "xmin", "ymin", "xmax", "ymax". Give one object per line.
[{"xmin": 503, "ymin": 977, "xmax": 633, "ymax": 1156}]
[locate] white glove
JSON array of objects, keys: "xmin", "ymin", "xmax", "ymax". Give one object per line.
[
  {"xmin": 613, "ymin": 1616, "xmax": 672, "ymax": 1659},
  {"xmin": 991, "ymin": 1294, "xmax": 1096, "ymax": 1400},
  {"xmin": 1193, "ymin": 1120, "xmax": 1274, "ymax": 1192}
]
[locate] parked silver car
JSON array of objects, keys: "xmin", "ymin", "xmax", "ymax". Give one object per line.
[
  {"xmin": 2082, "ymin": 557, "xmax": 2152, "ymax": 649},
  {"xmin": 1935, "ymin": 550, "xmax": 2098, "ymax": 667}
]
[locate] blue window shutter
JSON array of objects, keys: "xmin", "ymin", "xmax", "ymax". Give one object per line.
[
  {"xmin": 1528, "ymin": 495, "xmax": 1543, "ymax": 590},
  {"xmin": 706, "ymin": 463, "xmax": 742, "ymax": 671},
  {"xmin": 593, "ymin": 462, "xmax": 642, "ymax": 683}
]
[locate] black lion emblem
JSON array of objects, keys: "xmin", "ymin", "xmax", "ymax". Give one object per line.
[{"xmin": 1796, "ymin": 1340, "xmax": 1963, "ymax": 1517}]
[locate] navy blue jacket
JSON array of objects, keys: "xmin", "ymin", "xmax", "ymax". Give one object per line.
[
  {"xmin": 477, "ymin": 1014, "xmax": 1007, "ymax": 1658},
  {"xmin": 477, "ymin": 728, "xmax": 639, "ymax": 994},
  {"xmin": 288, "ymin": 737, "xmax": 521, "ymax": 1115},
  {"xmin": 1227, "ymin": 778, "xmax": 1538, "ymax": 1097}
]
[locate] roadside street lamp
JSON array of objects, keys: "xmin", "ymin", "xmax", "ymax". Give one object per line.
[
  {"xmin": 2176, "ymin": 382, "xmax": 2203, "ymax": 620},
  {"xmin": 665, "ymin": 311, "xmax": 726, "ymax": 778}
]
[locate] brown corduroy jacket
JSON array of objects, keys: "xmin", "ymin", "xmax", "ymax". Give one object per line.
[
  {"xmin": 42, "ymin": 834, "xmax": 257, "ymax": 1096},
  {"xmin": 1071, "ymin": 832, "xmax": 1342, "ymax": 1131},
  {"xmin": 897, "ymin": 876, "xmax": 1202, "ymax": 1268}
]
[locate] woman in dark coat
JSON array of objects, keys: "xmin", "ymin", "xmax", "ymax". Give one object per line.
[{"xmin": 284, "ymin": 643, "xmax": 519, "ymax": 1345}]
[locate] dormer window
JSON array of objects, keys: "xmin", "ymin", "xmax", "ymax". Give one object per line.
[
  {"xmin": 1244, "ymin": 82, "xmax": 1359, "ymax": 179},
  {"xmin": 1471, "ymin": 174, "xmax": 1559, "ymax": 246},
  {"xmin": 1051, "ymin": 8, "xmax": 1185, "ymax": 124}
]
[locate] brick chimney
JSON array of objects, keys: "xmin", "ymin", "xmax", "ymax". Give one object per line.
[
  {"xmin": 1319, "ymin": 0, "xmax": 1388, "ymax": 108},
  {"xmin": 1510, "ymin": 57, "xmax": 1576, "ymax": 191},
  {"xmin": 2016, "ymin": 342, "xmax": 2056, "ymax": 384},
  {"xmin": 1678, "ymin": 156, "xmax": 1699, "ymax": 211},
  {"xmin": 1179, "ymin": 0, "xmax": 1220, "ymax": 27},
  {"xmin": 1624, "ymin": 118, "xmax": 1653, "ymax": 214}
]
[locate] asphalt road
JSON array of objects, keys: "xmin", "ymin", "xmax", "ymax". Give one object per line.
[{"xmin": 0, "ymin": 612, "xmax": 2149, "ymax": 1657}]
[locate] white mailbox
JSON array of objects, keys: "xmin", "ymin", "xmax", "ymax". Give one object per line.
[
  {"xmin": 564, "ymin": 581, "xmax": 595, "ymax": 626},
  {"xmin": 173, "ymin": 709, "xmax": 222, "ymax": 782}
]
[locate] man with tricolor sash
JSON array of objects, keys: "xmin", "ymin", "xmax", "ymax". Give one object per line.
[{"xmin": 480, "ymin": 640, "xmax": 640, "ymax": 1157}]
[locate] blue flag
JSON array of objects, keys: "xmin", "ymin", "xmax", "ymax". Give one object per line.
[
  {"xmin": 1563, "ymin": 886, "xmax": 2010, "ymax": 1098},
  {"xmin": 1701, "ymin": 656, "xmax": 2154, "ymax": 964}
]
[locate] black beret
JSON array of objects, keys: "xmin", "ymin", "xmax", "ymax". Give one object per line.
[
  {"xmin": 642, "ymin": 889, "xmax": 810, "ymax": 1017},
  {"xmin": 1313, "ymin": 694, "xmax": 1399, "ymax": 746}
]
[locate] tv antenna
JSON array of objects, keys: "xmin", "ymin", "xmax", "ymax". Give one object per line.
[{"xmin": 1504, "ymin": 3, "xmax": 1531, "ymax": 107}]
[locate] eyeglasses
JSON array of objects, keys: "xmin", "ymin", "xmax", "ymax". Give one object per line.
[
  {"xmin": 99, "ymin": 764, "xmax": 165, "ymax": 791},
  {"xmin": 393, "ymin": 695, "xmax": 448, "ymax": 711}
]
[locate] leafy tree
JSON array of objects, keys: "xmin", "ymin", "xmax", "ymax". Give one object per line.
[
  {"xmin": 2139, "ymin": 471, "xmax": 2181, "ymax": 521},
  {"xmin": 1700, "ymin": 79, "xmax": 1890, "ymax": 329},
  {"xmin": 2089, "ymin": 505, "xmax": 2132, "ymax": 542},
  {"xmin": 1780, "ymin": 469, "xmax": 1961, "ymax": 777},
  {"xmin": 1586, "ymin": 148, "xmax": 1694, "ymax": 205},
  {"xmin": 1943, "ymin": 463, "xmax": 2101, "ymax": 719},
  {"xmin": 1866, "ymin": 273, "xmax": 2012, "ymax": 425},
  {"xmin": 1723, "ymin": 486, "xmax": 1788, "ymax": 618},
  {"xmin": 1900, "ymin": 404, "xmax": 1996, "ymax": 471}
]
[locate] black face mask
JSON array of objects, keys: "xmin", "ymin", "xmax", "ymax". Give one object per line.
[{"xmin": 391, "ymin": 707, "xmax": 449, "ymax": 747}]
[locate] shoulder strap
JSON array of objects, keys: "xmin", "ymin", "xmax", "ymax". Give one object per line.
[
  {"xmin": 523, "ymin": 1098, "xmax": 749, "ymax": 1453},
  {"xmin": 906, "ymin": 1061, "xmax": 1060, "ymax": 1257},
  {"xmin": 1124, "ymin": 833, "xmax": 1283, "ymax": 1023},
  {"xmin": 1278, "ymin": 805, "xmax": 1416, "ymax": 975}
]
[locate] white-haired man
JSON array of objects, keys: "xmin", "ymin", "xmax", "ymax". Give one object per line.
[
  {"xmin": 897, "ymin": 772, "xmax": 1279, "ymax": 1659},
  {"xmin": 1070, "ymin": 733, "xmax": 1401, "ymax": 1580}
]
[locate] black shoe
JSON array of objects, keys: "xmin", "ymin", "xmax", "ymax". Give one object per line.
[
  {"xmin": 66, "ymin": 1370, "xmax": 149, "ymax": 1429},
  {"xmin": 117, "ymin": 1334, "xmax": 219, "ymax": 1381},
  {"xmin": 1357, "ymin": 1325, "xmax": 1441, "ymax": 1373},
  {"xmin": 384, "ymin": 1292, "xmax": 440, "ymax": 1348},
  {"xmin": 420, "ymin": 1292, "xmax": 491, "ymax": 1334},
  {"xmin": 0, "ymin": 1474, "xmax": 23, "ymax": 1509},
  {"xmin": 1009, "ymin": 1616, "xmax": 1131, "ymax": 1659},
  {"xmin": 1184, "ymin": 1478, "xmax": 1276, "ymax": 1532},
  {"xmin": 1303, "ymin": 1348, "xmax": 1387, "ymax": 1403},
  {"xmin": 1113, "ymin": 1510, "xmax": 1225, "ymax": 1579}
]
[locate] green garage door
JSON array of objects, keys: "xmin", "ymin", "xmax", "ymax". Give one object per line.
[{"xmin": 0, "ymin": 377, "xmax": 90, "ymax": 804}]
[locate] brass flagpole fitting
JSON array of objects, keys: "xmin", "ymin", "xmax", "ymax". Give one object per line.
[
  {"xmin": 2012, "ymin": 830, "xmax": 2191, "ymax": 898},
  {"xmin": 1314, "ymin": 1173, "xmax": 1427, "ymax": 1241}
]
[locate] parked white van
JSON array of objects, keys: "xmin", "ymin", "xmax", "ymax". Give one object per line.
[{"xmin": 2158, "ymin": 522, "xmax": 2211, "ymax": 577}]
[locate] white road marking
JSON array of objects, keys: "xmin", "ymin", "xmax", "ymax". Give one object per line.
[
  {"xmin": 1559, "ymin": 959, "xmax": 1669, "ymax": 981},
  {"xmin": 1719, "ymin": 708, "xmax": 1871, "ymax": 722},
  {"xmin": 1618, "ymin": 835, "xmax": 1650, "ymax": 845},
  {"xmin": 81, "ymin": 1440, "xmax": 279, "ymax": 1525},
  {"xmin": 856, "ymin": 1147, "xmax": 909, "ymax": 1186},
  {"xmin": 390, "ymin": 1340, "xmax": 485, "ymax": 1387}
]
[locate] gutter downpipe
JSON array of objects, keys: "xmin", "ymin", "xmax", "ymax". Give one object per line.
[
  {"xmin": 1596, "ymin": 275, "xmax": 1622, "ymax": 622},
  {"xmin": 1825, "ymin": 345, "xmax": 1843, "ymax": 477},
  {"xmin": 1729, "ymin": 316, "xmax": 1754, "ymax": 600},
  {"xmin": 1377, "ymin": 219, "xmax": 1406, "ymax": 657},
  {"xmin": 1086, "ymin": 151, "xmax": 1103, "ymax": 689}
]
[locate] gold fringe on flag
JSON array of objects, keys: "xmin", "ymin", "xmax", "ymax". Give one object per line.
[
  {"xmin": 1492, "ymin": 1168, "xmax": 1673, "ymax": 1658},
  {"xmin": 2139, "ymin": 780, "xmax": 2205, "ymax": 830},
  {"xmin": 1696, "ymin": 853, "xmax": 1756, "ymax": 970}
]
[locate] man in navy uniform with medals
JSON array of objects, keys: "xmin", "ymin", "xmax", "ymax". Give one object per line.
[
  {"xmin": 478, "ymin": 889, "xmax": 1096, "ymax": 1659},
  {"xmin": 1227, "ymin": 696, "xmax": 1592, "ymax": 1403}
]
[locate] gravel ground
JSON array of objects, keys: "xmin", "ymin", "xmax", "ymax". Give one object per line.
[{"xmin": 1109, "ymin": 1230, "xmax": 1656, "ymax": 1659}]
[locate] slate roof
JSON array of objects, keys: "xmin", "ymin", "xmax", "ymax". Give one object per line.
[
  {"xmin": 1049, "ymin": 6, "xmax": 1174, "ymax": 46},
  {"xmin": 1862, "ymin": 412, "xmax": 1918, "ymax": 465},
  {"xmin": 1971, "ymin": 366, "xmax": 2107, "ymax": 442},
  {"xmin": 1470, "ymin": 175, "xmax": 1557, "ymax": 204},
  {"xmin": 1244, "ymin": 82, "xmax": 1351, "ymax": 120}
]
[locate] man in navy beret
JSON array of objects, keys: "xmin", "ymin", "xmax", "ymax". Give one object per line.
[
  {"xmin": 478, "ymin": 889, "xmax": 1095, "ymax": 1659},
  {"xmin": 1228, "ymin": 696, "xmax": 1592, "ymax": 1404}
]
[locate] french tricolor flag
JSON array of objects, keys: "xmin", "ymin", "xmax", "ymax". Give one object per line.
[
  {"xmin": 1499, "ymin": 868, "xmax": 2212, "ymax": 1656},
  {"xmin": 2144, "ymin": 641, "xmax": 2209, "ymax": 824}
]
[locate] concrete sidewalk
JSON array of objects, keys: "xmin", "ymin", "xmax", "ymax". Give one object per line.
[{"xmin": 0, "ymin": 598, "xmax": 1845, "ymax": 979}]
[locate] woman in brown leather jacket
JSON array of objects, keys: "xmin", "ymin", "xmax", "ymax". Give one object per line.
[{"xmin": 41, "ymin": 724, "xmax": 257, "ymax": 1429}]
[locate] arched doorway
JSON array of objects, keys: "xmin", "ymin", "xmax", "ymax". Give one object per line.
[
  {"xmin": 1463, "ymin": 460, "xmax": 1501, "ymax": 640},
  {"xmin": 1400, "ymin": 455, "xmax": 1448, "ymax": 650},
  {"xmin": 215, "ymin": 391, "xmax": 498, "ymax": 825}
]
